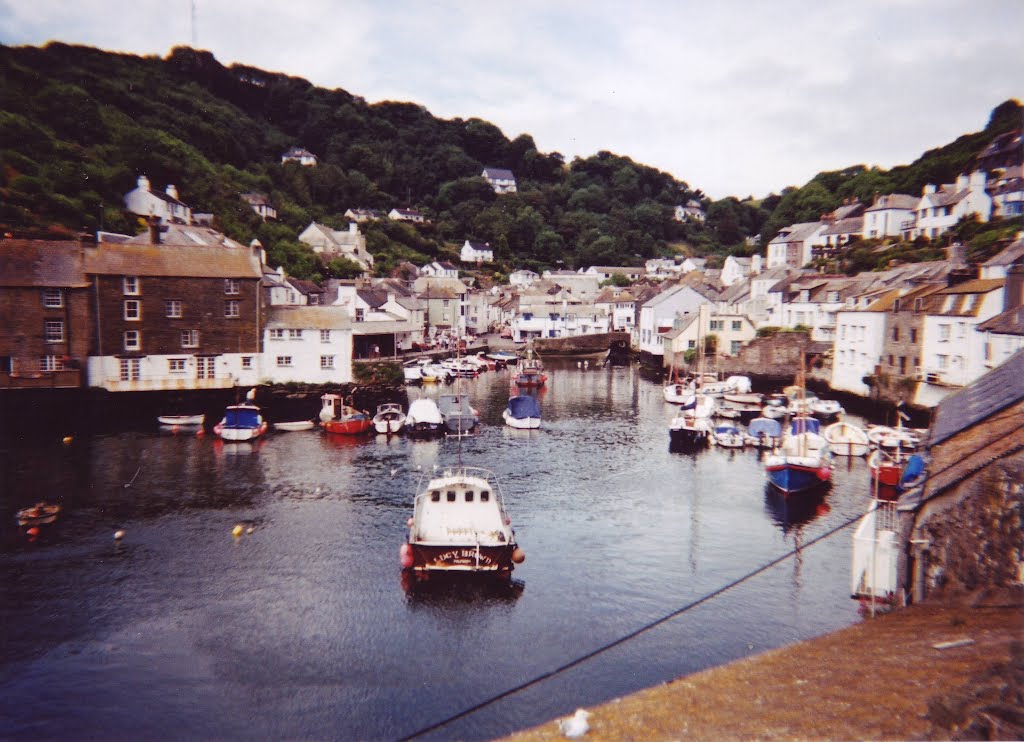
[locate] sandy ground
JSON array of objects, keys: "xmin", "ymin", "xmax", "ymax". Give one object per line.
[{"xmin": 500, "ymin": 600, "xmax": 1022, "ymax": 741}]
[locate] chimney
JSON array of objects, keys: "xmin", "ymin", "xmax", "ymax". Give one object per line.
[
  {"xmin": 148, "ymin": 215, "xmax": 162, "ymax": 245},
  {"xmin": 165, "ymin": 184, "xmax": 179, "ymax": 200},
  {"xmin": 969, "ymin": 170, "xmax": 987, "ymax": 191},
  {"xmin": 348, "ymin": 222, "xmax": 357, "ymax": 234},
  {"xmin": 955, "ymin": 174, "xmax": 969, "ymax": 192},
  {"xmin": 946, "ymin": 266, "xmax": 974, "ymax": 288},
  {"xmin": 137, "ymin": 175, "xmax": 150, "ymax": 191},
  {"xmin": 1005, "ymin": 262, "xmax": 1024, "ymax": 311},
  {"xmin": 924, "ymin": 184, "xmax": 937, "ymax": 195}
]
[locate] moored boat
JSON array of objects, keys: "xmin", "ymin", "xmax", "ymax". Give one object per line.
[
  {"xmin": 712, "ymin": 424, "xmax": 745, "ymax": 448},
  {"xmin": 669, "ymin": 411, "xmax": 711, "ymax": 449},
  {"xmin": 745, "ymin": 416, "xmax": 782, "ymax": 449},
  {"xmin": 810, "ymin": 398, "xmax": 845, "ymax": 421},
  {"xmin": 824, "ymin": 420, "xmax": 870, "ymax": 457},
  {"xmin": 405, "ymin": 398, "xmax": 446, "ymax": 439},
  {"xmin": 214, "ymin": 403, "xmax": 268, "ymax": 441},
  {"xmin": 319, "ymin": 394, "xmax": 372, "ymax": 435},
  {"xmin": 502, "ymin": 394, "xmax": 541, "ymax": 429},
  {"xmin": 156, "ymin": 413, "xmax": 205, "ymax": 426},
  {"xmin": 438, "ymin": 394, "xmax": 479, "ymax": 435},
  {"xmin": 372, "ymin": 403, "xmax": 407, "ymax": 435},
  {"xmin": 764, "ymin": 366, "xmax": 832, "ymax": 494},
  {"xmin": 16, "ymin": 501, "xmax": 61, "ymax": 526},
  {"xmin": 401, "ymin": 465, "xmax": 524, "ymax": 573},
  {"xmin": 273, "ymin": 420, "xmax": 316, "ymax": 432},
  {"xmin": 514, "ymin": 356, "xmax": 547, "ymax": 388}
]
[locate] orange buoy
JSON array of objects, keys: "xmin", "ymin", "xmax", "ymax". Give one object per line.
[
  {"xmin": 512, "ymin": 547, "xmax": 526, "ymax": 564},
  {"xmin": 400, "ymin": 543, "xmax": 414, "ymax": 569},
  {"xmin": 26, "ymin": 526, "xmax": 40, "ymax": 538}
]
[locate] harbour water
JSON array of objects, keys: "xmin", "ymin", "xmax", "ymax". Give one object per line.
[{"xmin": 1, "ymin": 361, "xmax": 880, "ymax": 740}]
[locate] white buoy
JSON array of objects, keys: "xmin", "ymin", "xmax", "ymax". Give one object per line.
[{"xmin": 113, "ymin": 530, "xmax": 126, "ymax": 541}]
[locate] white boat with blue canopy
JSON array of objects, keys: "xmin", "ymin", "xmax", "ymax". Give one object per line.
[
  {"xmin": 745, "ymin": 417, "xmax": 782, "ymax": 448},
  {"xmin": 503, "ymin": 394, "xmax": 541, "ymax": 429}
]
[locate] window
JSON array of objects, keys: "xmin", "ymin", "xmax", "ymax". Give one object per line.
[
  {"xmin": 39, "ymin": 355, "xmax": 66, "ymax": 372},
  {"xmin": 688, "ymin": 340, "xmax": 696, "ymax": 349},
  {"xmin": 913, "ymin": 298, "xmax": 924, "ymax": 312},
  {"xmin": 276, "ymin": 356, "xmax": 293, "ymax": 367},
  {"xmin": 730, "ymin": 340, "xmax": 742, "ymax": 355},
  {"xmin": 431, "ymin": 491, "xmax": 440, "ymax": 502},
  {"xmin": 937, "ymin": 354, "xmax": 948, "ymax": 370},
  {"xmin": 288, "ymin": 329, "xmax": 302, "ymax": 340},
  {"xmin": 196, "ymin": 357, "xmax": 215, "ymax": 379},
  {"xmin": 181, "ymin": 330, "xmax": 199, "ymax": 348},
  {"xmin": 320, "ymin": 355, "xmax": 334, "ymax": 369},
  {"xmin": 710, "ymin": 320, "xmax": 723, "ymax": 331},
  {"xmin": 899, "ymin": 357, "xmax": 907, "ymax": 374},
  {"xmin": 224, "ymin": 300, "xmax": 240, "ymax": 318},
  {"xmin": 938, "ymin": 324, "xmax": 950, "ymax": 341},
  {"xmin": 443, "ymin": 300, "xmax": 450, "ymax": 308},
  {"xmin": 984, "ymin": 342, "xmax": 992, "ymax": 361},
  {"xmin": 892, "ymin": 327, "xmax": 900, "ymax": 341},
  {"xmin": 270, "ymin": 328, "xmax": 285, "ymax": 340},
  {"xmin": 241, "ymin": 356, "xmax": 253, "ymax": 369},
  {"xmin": 956, "ymin": 322, "xmax": 966, "ymax": 339},
  {"xmin": 827, "ymin": 291, "xmax": 840, "ymax": 303},
  {"xmin": 124, "ymin": 299, "xmax": 141, "ymax": 321},
  {"xmin": 44, "ymin": 320, "xmax": 64, "ymax": 343},
  {"xmin": 910, "ymin": 328, "xmax": 918, "ymax": 343},
  {"xmin": 0, "ymin": 356, "xmax": 12, "ymax": 373},
  {"xmin": 523, "ymin": 313, "xmax": 533, "ymax": 321},
  {"xmin": 169, "ymin": 358, "xmax": 186, "ymax": 373},
  {"xmin": 119, "ymin": 358, "xmax": 140, "ymax": 381},
  {"xmin": 165, "ymin": 300, "xmax": 182, "ymax": 318},
  {"xmin": 42, "ymin": 288, "xmax": 64, "ymax": 308},
  {"xmin": 480, "ymin": 491, "xmax": 490, "ymax": 502},
  {"xmin": 224, "ymin": 279, "xmax": 240, "ymax": 295},
  {"xmin": 355, "ymin": 308, "xmax": 364, "ymax": 322},
  {"xmin": 320, "ymin": 329, "xmax": 330, "ymax": 343},
  {"xmin": 123, "ymin": 276, "xmax": 139, "ymax": 295},
  {"xmin": 892, "ymin": 299, "xmax": 901, "ymax": 312},
  {"xmin": 446, "ymin": 491, "xmax": 456, "ymax": 502},
  {"xmin": 465, "ymin": 491, "xmax": 474, "ymax": 502},
  {"xmin": 123, "ymin": 330, "xmax": 140, "ymax": 351},
  {"xmin": 731, "ymin": 320, "xmax": 742, "ymax": 331}
]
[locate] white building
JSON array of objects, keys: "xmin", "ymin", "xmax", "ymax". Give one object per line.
[
  {"xmin": 540, "ymin": 270, "xmax": 601, "ymax": 300},
  {"xmin": 124, "ymin": 176, "xmax": 192, "ymax": 225},
  {"xmin": 919, "ymin": 278, "xmax": 1005, "ymax": 388},
  {"xmin": 420, "ymin": 261, "xmax": 459, "ymax": 279},
  {"xmin": 720, "ymin": 254, "xmax": 762, "ymax": 287},
  {"xmin": 766, "ymin": 222, "xmax": 827, "ymax": 268},
  {"xmin": 264, "ymin": 307, "xmax": 353, "ymax": 384},
  {"xmin": 297, "ymin": 222, "xmax": 374, "ymax": 270},
  {"xmin": 509, "ymin": 269, "xmax": 539, "ymax": 288},
  {"xmin": 910, "ymin": 171, "xmax": 992, "ymax": 240},
  {"xmin": 862, "ymin": 193, "xmax": 918, "ymax": 239},
  {"xmin": 513, "ymin": 293, "xmax": 610, "ymax": 341},
  {"xmin": 636, "ymin": 283, "xmax": 715, "ymax": 358},
  {"xmin": 460, "ymin": 241, "xmax": 494, "ymax": 263},
  {"xmin": 389, "ymin": 208, "xmax": 426, "ymax": 223},
  {"xmin": 481, "ymin": 168, "xmax": 517, "ymax": 194},
  {"xmin": 594, "ymin": 288, "xmax": 637, "ymax": 332},
  {"xmin": 830, "ymin": 297, "xmax": 893, "ymax": 396},
  {"xmin": 584, "ymin": 265, "xmax": 645, "ymax": 283},
  {"xmin": 281, "ymin": 147, "xmax": 318, "ymax": 166},
  {"xmin": 241, "ymin": 193, "xmax": 276, "ymax": 221}
]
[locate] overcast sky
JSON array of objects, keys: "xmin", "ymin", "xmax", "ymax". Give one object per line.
[{"xmin": 2, "ymin": 0, "xmax": 1021, "ymax": 199}]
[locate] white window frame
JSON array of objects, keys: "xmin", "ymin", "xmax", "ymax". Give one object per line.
[
  {"xmin": 269, "ymin": 328, "xmax": 285, "ymax": 340},
  {"xmin": 320, "ymin": 355, "xmax": 334, "ymax": 369},
  {"xmin": 320, "ymin": 329, "xmax": 331, "ymax": 343},
  {"xmin": 123, "ymin": 330, "xmax": 140, "ymax": 351},
  {"xmin": 44, "ymin": 320, "xmax": 64, "ymax": 343},
  {"xmin": 165, "ymin": 299, "xmax": 182, "ymax": 318},
  {"xmin": 119, "ymin": 358, "xmax": 141, "ymax": 381},
  {"xmin": 39, "ymin": 355, "xmax": 66, "ymax": 372},
  {"xmin": 181, "ymin": 330, "xmax": 199, "ymax": 349},
  {"xmin": 288, "ymin": 329, "xmax": 302, "ymax": 340},
  {"xmin": 42, "ymin": 288, "xmax": 64, "ymax": 308},
  {"xmin": 276, "ymin": 356, "xmax": 293, "ymax": 367},
  {"xmin": 168, "ymin": 358, "xmax": 187, "ymax": 373},
  {"xmin": 123, "ymin": 276, "xmax": 139, "ymax": 295},
  {"xmin": 224, "ymin": 279, "xmax": 240, "ymax": 295},
  {"xmin": 241, "ymin": 356, "xmax": 253, "ymax": 369},
  {"xmin": 224, "ymin": 299, "xmax": 240, "ymax": 318},
  {"xmin": 124, "ymin": 299, "xmax": 141, "ymax": 321}
]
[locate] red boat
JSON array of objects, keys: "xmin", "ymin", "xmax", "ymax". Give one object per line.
[{"xmin": 319, "ymin": 393, "xmax": 372, "ymax": 435}]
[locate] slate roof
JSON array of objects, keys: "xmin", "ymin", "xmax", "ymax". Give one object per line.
[
  {"xmin": 977, "ymin": 305, "xmax": 1024, "ymax": 335},
  {"xmin": 770, "ymin": 222, "xmax": 822, "ymax": 244},
  {"xmin": 923, "ymin": 187, "xmax": 968, "ymax": 208},
  {"xmin": 0, "ymin": 240, "xmax": 89, "ymax": 287},
  {"xmin": 482, "ymin": 168, "xmax": 515, "ymax": 180},
  {"xmin": 266, "ymin": 305, "xmax": 350, "ymax": 330},
  {"xmin": 83, "ymin": 242, "xmax": 263, "ymax": 278},
  {"xmin": 982, "ymin": 236, "xmax": 1024, "ymax": 268},
  {"xmin": 124, "ymin": 223, "xmax": 247, "ymax": 249},
  {"xmin": 928, "ymin": 348, "xmax": 1024, "ymax": 446},
  {"xmin": 865, "ymin": 194, "xmax": 919, "ymax": 212},
  {"xmin": 822, "ymin": 216, "xmax": 864, "ymax": 236}
]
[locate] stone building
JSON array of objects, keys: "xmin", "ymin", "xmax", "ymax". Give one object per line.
[{"xmin": 897, "ymin": 349, "xmax": 1024, "ymax": 602}]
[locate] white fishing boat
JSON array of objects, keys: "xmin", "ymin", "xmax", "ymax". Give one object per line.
[
  {"xmin": 400, "ymin": 465, "xmax": 525, "ymax": 573},
  {"xmin": 403, "ymin": 361, "xmax": 424, "ymax": 384},
  {"xmin": 669, "ymin": 410, "xmax": 711, "ymax": 449},
  {"xmin": 372, "ymin": 403, "xmax": 407, "ymax": 435},
  {"xmin": 405, "ymin": 398, "xmax": 445, "ymax": 439},
  {"xmin": 699, "ymin": 375, "xmax": 752, "ymax": 397},
  {"xmin": 810, "ymin": 398, "xmax": 845, "ymax": 421},
  {"xmin": 214, "ymin": 403, "xmax": 268, "ymax": 442},
  {"xmin": 824, "ymin": 420, "xmax": 870, "ymax": 457},
  {"xmin": 663, "ymin": 378, "xmax": 695, "ymax": 405},
  {"xmin": 438, "ymin": 393, "xmax": 479, "ymax": 435}
]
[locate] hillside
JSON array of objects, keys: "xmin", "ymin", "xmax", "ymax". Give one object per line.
[{"xmin": 1, "ymin": 42, "xmax": 1020, "ymax": 280}]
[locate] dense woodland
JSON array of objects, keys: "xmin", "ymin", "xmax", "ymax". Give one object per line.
[{"xmin": 1, "ymin": 43, "xmax": 1021, "ymax": 282}]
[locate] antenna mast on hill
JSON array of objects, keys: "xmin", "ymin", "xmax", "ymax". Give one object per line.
[{"xmin": 191, "ymin": 0, "xmax": 198, "ymax": 46}]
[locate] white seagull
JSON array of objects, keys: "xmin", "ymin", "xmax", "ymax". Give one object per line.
[{"xmin": 558, "ymin": 708, "xmax": 591, "ymax": 738}]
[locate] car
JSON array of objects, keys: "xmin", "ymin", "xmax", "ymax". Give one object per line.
[{"xmin": 500, "ymin": 328, "xmax": 512, "ymax": 338}]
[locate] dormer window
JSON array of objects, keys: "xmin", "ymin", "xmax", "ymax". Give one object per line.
[{"xmin": 799, "ymin": 290, "xmax": 810, "ymax": 302}]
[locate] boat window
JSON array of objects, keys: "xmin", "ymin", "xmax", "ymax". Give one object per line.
[
  {"xmin": 431, "ymin": 491, "xmax": 440, "ymax": 502},
  {"xmin": 465, "ymin": 491, "xmax": 474, "ymax": 502},
  {"xmin": 446, "ymin": 491, "xmax": 456, "ymax": 502},
  {"xmin": 480, "ymin": 491, "xmax": 490, "ymax": 502}
]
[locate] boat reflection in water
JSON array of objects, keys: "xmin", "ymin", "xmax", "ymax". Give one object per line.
[
  {"xmin": 400, "ymin": 570, "xmax": 525, "ymax": 605},
  {"xmin": 762, "ymin": 482, "xmax": 832, "ymax": 535}
]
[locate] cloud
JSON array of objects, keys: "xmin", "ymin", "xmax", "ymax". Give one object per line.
[{"xmin": 1, "ymin": 0, "xmax": 1021, "ymax": 199}]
